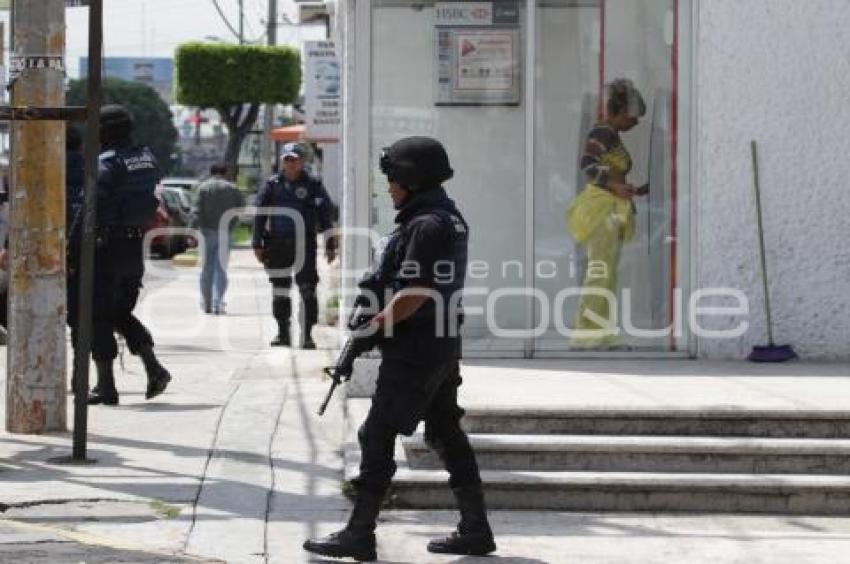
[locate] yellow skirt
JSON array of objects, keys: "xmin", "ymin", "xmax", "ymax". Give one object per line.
[
  {"xmin": 565, "ymin": 184, "xmax": 635, "ymax": 349},
  {"xmin": 565, "ymin": 184, "xmax": 635, "ymax": 246}
]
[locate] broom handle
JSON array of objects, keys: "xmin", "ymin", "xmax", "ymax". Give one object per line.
[{"xmin": 750, "ymin": 141, "xmax": 775, "ymax": 345}]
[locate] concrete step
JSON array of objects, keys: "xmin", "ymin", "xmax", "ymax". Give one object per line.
[
  {"xmin": 461, "ymin": 407, "xmax": 850, "ymax": 438},
  {"xmin": 394, "ymin": 469, "xmax": 850, "ymax": 515},
  {"xmin": 403, "ymin": 433, "xmax": 850, "ymax": 474},
  {"xmin": 343, "ymin": 449, "xmax": 850, "ymax": 514}
]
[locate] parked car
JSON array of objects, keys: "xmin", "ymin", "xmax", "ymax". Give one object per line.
[
  {"xmin": 151, "ymin": 185, "xmax": 196, "ymax": 258},
  {"xmin": 146, "ymin": 198, "xmax": 174, "ymax": 258},
  {"xmin": 160, "ymin": 176, "xmax": 201, "ymax": 221},
  {"xmin": 160, "ymin": 177, "xmax": 199, "ymax": 205}
]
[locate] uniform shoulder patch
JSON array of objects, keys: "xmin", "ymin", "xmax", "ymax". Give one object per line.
[{"xmin": 449, "ymin": 214, "xmax": 467, "ymax": 234}]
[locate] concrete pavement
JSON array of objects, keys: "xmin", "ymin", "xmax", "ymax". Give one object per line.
[{"xmin": 1, "ymin": 249, "xmax": 850, "ymax": 562}]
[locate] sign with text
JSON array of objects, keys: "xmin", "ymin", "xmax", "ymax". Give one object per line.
[
  {"xmin": 8, "ymin": 55, "xmax": 65, "ymax": 83},
  {"xmin": 303, "ymin": 40, "xmax": 340, "ymax": 141},
  {"xmin": 434, "ymin": 1, "xmax": 521, "ymax": 106}
]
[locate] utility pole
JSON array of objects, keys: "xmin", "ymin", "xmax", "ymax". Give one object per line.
[
  {"xmin": 238, "ymin": 0, "xmax": 245, "ymax": 44},
  {"xmin": 260, "ymin": 0, "xmax": 277, "ymax": 181},
  {"xmin": 6, "ymin": 0, "xmax": 68, "ymax": 433}
]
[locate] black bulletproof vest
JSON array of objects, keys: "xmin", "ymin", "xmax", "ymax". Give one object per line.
[
  {"xmin": 363, "ymin": 188, "xmax": 469, "ymax": 333},
  {"xmin": 98, "ymin": 145, "xmax": 160, "ymax": 228}
]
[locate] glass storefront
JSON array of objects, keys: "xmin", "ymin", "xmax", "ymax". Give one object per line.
[{"xmin": 358, "ymin": 0, "xmax": 691, "ymax": 357}]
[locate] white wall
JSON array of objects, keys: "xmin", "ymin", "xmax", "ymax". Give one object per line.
[{"xmin": 696, "ymin": 0, "xmax": 850, "ymax": 359}]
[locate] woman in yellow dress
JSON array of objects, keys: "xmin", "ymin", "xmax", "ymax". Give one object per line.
[{"xmin": 566, "ymin": 79, "xmax": 647, "ymax": 349}]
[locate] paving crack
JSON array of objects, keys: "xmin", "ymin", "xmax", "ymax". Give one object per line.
[
  {"xmin": 263, "ymin": 357, "xmax": 293, "ymax": 564},
  {"xmin": 0, "ymin": 498, "xmax": 129, "ymax": 513},
  {"xmin": 182, "ymin": 383, "xmax": 241, "ymax": 553}
]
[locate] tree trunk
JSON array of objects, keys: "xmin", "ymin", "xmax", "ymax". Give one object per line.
[{"xmin": 217, "ymin": 103, "xmax": 260, "ymax": 182}]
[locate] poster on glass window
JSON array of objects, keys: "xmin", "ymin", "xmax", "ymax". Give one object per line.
[{"xmin": 434, "ymin": 1, "xmax": 521, "ymax": 106}]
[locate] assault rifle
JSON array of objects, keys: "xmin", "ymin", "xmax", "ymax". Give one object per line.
[{"xmin": 317, "ymin": 294, "xmax": 381, "ymax": 416}]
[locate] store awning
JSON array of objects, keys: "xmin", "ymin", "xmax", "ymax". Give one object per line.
[{"xmin": 270, "ymin": 124, "xmax": 337, "ymax": 144}]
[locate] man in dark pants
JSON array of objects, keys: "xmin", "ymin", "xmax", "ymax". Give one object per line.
[
  {"xmin": 303, "ymin": 137, "xmax": 496, "ymax": 561},
  {"xmin": 252, "ymin": 142, "xmax": 336, "ymax": 349},
  {"xmin": 67, "ymin": 105, "xmax": 171, "ymax": 405}
]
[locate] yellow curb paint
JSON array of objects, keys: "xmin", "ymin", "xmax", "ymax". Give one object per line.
[
  {"xmin": 172, "ymin": 254, "xmax": 199, "ymax": 267},
  {"xmin": 0, "ymin": 518, "xmax": 222, "ymax": 562}
]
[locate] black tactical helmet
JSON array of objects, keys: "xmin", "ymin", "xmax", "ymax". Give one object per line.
[
  {"xmin": 379, "ymin": 136, "xmax": 453, "ymax": 190},
  {"xmin": 100, "ymin": 104, "xmax": 135, "ymax": 141}
]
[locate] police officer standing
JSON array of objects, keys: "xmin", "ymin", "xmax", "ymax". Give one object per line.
[
  {"xmin": 303, "ymin": 137, "xmax": 496, "ymax": 561},
  {"xmin": 252, "ymin": 142, "xmax": 336, "ymax": 349},
  {"xmin": 67, "ymin": 105, "xmax": 171, "ymax": 405}
]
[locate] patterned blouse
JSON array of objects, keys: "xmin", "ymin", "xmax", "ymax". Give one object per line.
[{"xmin": 579, "ymin": 123, "xmax": 633, "ymax": 189}]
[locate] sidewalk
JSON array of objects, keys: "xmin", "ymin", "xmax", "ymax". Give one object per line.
[{"xmin": 1, "ymin": 249, "xmax": 849, "ymax": 563}]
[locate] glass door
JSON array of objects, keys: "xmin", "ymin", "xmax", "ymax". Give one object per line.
[
  {"xmin": 359, "ymin": 1, "xmax": 690, "ymax": 357},
  {"xmin": 533, "ymin": 0, "xmax": 683, "ymax": 354}
]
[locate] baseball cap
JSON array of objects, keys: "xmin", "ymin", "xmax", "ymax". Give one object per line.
[{"xmin": 281, "ymin": 142, "xmax": 305, "ymax": 159}]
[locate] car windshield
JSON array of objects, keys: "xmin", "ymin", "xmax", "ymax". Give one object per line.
[
  {"xmin": 161, "ymin": 190, "xmax": 178, "ymax": 205},
  {"xmin": 175, "ymin": 190, "xmax": 191, "ymax": 209}
]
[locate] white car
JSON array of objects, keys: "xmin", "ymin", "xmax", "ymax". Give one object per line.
[{"xmin": 160, "ymin": 177, "xmax": 200, "ymax": 206}]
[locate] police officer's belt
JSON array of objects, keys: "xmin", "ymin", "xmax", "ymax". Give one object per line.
[{"xmin": 96, "ymin": 226, "xmax": 146, "ymax": 239}]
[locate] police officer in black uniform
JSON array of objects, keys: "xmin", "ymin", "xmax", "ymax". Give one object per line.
[
  {"xmin": 303, "ymin": 137, "xmax": 496, "ymax": 561},
  {"xmin": 252, "ymin": 142, "xmax": 336, "ymax": 349},
  {"xmin": 67, "ymin": 105, "xmax": 171, "ymax": 405}
]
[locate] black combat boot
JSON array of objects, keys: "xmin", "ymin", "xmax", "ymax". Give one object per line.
[
  {"xmin": 303, "ymin": 489, "xmax": 382, "ymax": 562},
  {"xmin": 302, "ymin": 324, "xmax": 316, "ymax": 350},
  {"xmin": 427, "ymin": 484, "xmax": 496, "ymax": 556},
  {"xmin": 271, "ymin": 324, "xmax": 290, "ymax": 347},
  {"xmin": 138, "ymin": 345, "xmax": 171, "ymax": 400},
  {"xmin": 87, "ymin": 361, "xmax": 119, "ymax": 406}
]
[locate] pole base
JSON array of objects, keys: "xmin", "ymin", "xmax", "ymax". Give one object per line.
[
  {"xmin": 46, "ymin": 455, "xmax": 97, "ymax": 466},
  {"xmin": 748, "ymin": 344, "xmax": 798, "ymax": 363}
]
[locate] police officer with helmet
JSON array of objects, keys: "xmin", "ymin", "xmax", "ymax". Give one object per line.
[
  {"xmin": 67, "ymin": 105, "xmax": 171, "ymax": 405},
  {"xmin": 303, "ymin": 137, "xmax": 496, "ymax": 561},
  {"xmin": 252, "ymin": 142, "xmax": 337, "ymax": 349}
]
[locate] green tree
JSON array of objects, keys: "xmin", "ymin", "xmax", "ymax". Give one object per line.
[
  {"xmin": 67, "ymin": 77, "xmax": 178, "ymax": 173},
  {"xmin": 175, "ymin": 43, "xmax": 301, "ymax": 178}
]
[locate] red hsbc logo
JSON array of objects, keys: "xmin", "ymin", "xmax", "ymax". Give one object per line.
[{"xmin": 471, "ymin": 8, "xmax": 491, "ymax": 19}]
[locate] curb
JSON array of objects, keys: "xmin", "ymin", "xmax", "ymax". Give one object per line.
[{"xmin": 172, "ymin": 253, "xmax": 199, "ymax": 267}]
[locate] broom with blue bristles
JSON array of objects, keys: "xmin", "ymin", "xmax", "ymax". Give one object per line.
[{"xmin": 747, "ymin": 140, "xmax": 797, "ymax": 363}]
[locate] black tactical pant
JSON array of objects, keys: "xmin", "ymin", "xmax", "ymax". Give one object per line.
[
  {"xmin": 263, "ymin": 236, "xmax": 319, "ymax": 333},
  {"xmin": 352, "ymin": 357, "xmax": 483, "ymax": 496},
  {"xmin": 67, "ymin": 236, "xmax": 154, "ymax": 362}
]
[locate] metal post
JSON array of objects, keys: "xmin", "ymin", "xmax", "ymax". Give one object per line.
[
  {"xmin": 70, "ymin": 0, "xmax": 103, "ymax": 461},
  {"xmin": 260, "ymin": 0, "xmax": 278, "ymax": 181},
  {"xmin": 6, "ymin": 0, "xmax": 68, "ymax": 434},
  {"xmin": 238, "ymin": 0, "xmax": 245, "ymax": 44}
]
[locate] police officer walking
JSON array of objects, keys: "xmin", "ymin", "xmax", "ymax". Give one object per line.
[
  {"xmin": 67, "ymin": 105, "xmax": 171, "ymax": 405},
  {"xmin": 303, "ymin": 137, "xmax": 496, "ymax": 561},
  {"xmin": 252, "ymin": 142, "xmax": 336, "ymax": 349}
]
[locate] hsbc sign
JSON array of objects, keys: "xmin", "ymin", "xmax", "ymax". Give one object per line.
[
  {"xmin": 435, "ymin": 3, "xmax": 493, "ymax": 26},
  {"xmin": 435, "ymin": 2, "xmax": 520, "ymax": 27}
]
